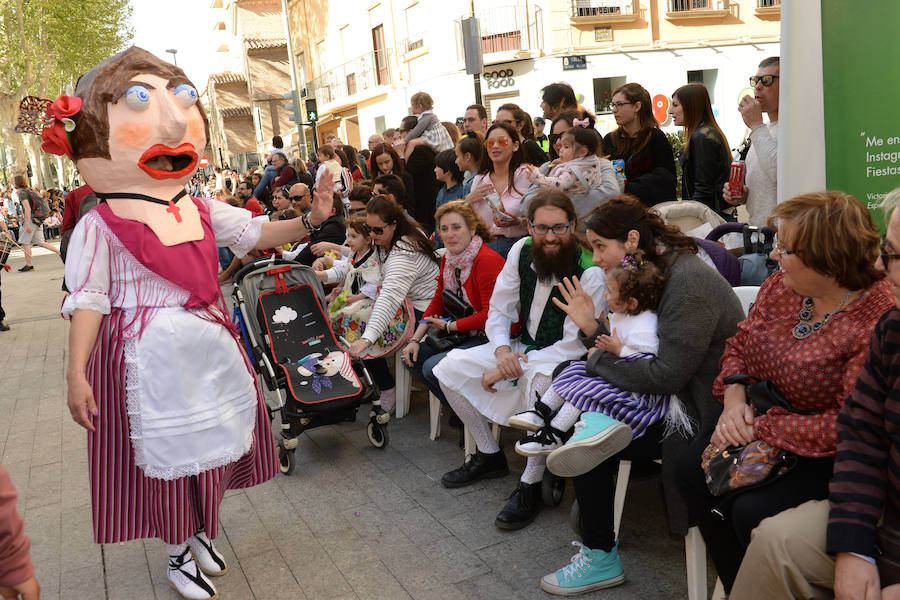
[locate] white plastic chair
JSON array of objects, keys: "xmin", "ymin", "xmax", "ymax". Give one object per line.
[
  {"xmin": 732, "ymin": 285, "xmax": 761, "ymax": 317},
  {"xmin": 613, "ymin": 460, "xmax": 709, "ymax": 600},
  {"xmin": 429, "ymin": 392, "xmax": 442, "ymax": 440},
  {"xmin": 394, "ymin": 352, "xmax": 411, "ymax": 418}
]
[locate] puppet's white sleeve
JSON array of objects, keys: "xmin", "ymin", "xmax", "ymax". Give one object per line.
[
  {"xmin": 204, "ymin": 198, "xmax": 267, "ymax": 258},
  {"xmin": 62, "ymin": 214, "xmax": 111, "ymax": 316}
]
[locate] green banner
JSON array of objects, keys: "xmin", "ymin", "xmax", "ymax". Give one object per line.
[{"xmin": 821, "ymin": 0, "xmax": 900, "ymax": 229}]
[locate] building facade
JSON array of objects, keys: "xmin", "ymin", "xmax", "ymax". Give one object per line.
[
  {"xmin": 286, "ymin": 0, "xmax": 780, "ymax": 155},
  {"xmin": 206, "ymin": 0, "xmax": 296, "ymax": 170}
]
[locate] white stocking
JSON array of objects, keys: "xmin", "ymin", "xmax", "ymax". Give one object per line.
[
  {"xmin": 540, "ymin": 387, "xmax": 566, "ymax": 412},
  {"xmin": 520, "ymin": 455, "xmax": 546, "ymax": 484},
  {"xmin": 442, "ymin": 383, "xmax": 500, "ymax": 454},
  {"xmin": 550, "ymin": 402, "xmax": 582, "ymax": 432}
]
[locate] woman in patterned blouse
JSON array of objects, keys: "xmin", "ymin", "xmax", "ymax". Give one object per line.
[{"xmin": 675, "ymin": 191, "xmax": 895, "ymax": 594}]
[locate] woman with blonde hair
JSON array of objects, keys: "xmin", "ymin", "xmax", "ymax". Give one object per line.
[
  {"xmin": 601, "ymin": 82, "xmax": 676, "ymax": 206},
  {"xmin": 674, "ymin": 191, "xmax": 894, "ymax": 595},
  {"xmin": 402, "ymin": 200, "xmax": 505, "ymax": 404}
]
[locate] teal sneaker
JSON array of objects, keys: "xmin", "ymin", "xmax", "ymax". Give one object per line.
[
  {"xmin": 540, "ymin": 541, "xmax": 625, "ymax": 596},
  {"xmin": 546, "ymin": 412, "xmax": 633, "ymax": 478}
]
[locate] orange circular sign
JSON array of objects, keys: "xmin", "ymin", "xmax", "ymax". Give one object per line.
[{"xmin": 652, "ymin": 94, "xmax": 670, "ymax": 124}]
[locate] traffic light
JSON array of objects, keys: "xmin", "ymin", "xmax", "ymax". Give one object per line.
[
  {"xmin": 283, "ymin": 90, "xmax": 302, "ymax": 123},
  {"xmin": 305, "ymin": 98, "xmax": 318, "ymax": 122}
]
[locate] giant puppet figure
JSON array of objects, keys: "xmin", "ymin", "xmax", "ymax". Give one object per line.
[{"xmin": 43, "ymin": 47, "xmax": 332, "ymax": 600}]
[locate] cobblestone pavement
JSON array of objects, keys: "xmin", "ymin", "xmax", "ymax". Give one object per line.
[{"xmin": 0, "ymin": 243, "xmax": 709, "ymax": 599}]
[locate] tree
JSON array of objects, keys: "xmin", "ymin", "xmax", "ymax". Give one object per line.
[{"xmin": 0, "ymin": 0, "xmax": 133, "ymax": 187}]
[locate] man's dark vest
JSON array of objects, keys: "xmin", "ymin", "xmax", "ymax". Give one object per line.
[{"xmin": 517, "ymin": 238, "xmax": 594, "ymax": 351}]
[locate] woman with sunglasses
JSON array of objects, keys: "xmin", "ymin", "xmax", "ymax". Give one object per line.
[
  {"xmin": 347, "ymin": 195, "xmax": 440, "ymax": 412},
  {"xmin": 369, "ymin": 143, "xmax": 416, "ymax": 214},
  {"xmin": 600, "ymin": 83, "xmax": 676, "ymax": 207},
  {"xmin": 673, "ymin": 192, "xmax": 892, "ymax": 596},
  {"xmin": 495, "ymin": 103, "xmax": 547, "ymax": 167},
  {"xmin": 465, "ymin": 122, "xmax": 531, "ymax": 258},
  {"xmin": 669, "ymin": 83, "xmax": 732, "ymax": 220}
]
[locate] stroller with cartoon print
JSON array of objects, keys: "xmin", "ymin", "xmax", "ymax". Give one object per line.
[{"xmin": 231, "ymin": 257, "xmax": 389, "ymax": 475}]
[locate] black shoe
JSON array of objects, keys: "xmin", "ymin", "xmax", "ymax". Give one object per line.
[
  {"xmin": 495, "ymin": 481, "xmax": 543, "ymax": 530},
  {"xmin": 0, "ymin": 321, "xmax": 8, "ymax": 332},
  {"xmin": 441, "ymin": 450, "xmax": 509, "ymax": 488},
  {"xmin": 18, "ymin": 265, "xmax": 33, "ymax": 272}
]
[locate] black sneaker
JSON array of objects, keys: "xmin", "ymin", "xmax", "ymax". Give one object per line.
[
  {"xmin": 441, "ymin": 450, "xmax": 509, "ymax": 488},
  {"xmin": 18, "ymin": 265, "xmax": 34, "ymax": 272},
  {"xmin": 495, "ymin": 481, "xmax": 543, "ymax": 530},
  {"xmin": 0, "ymin": 321, "xmax": 8, "ymax": 332}
]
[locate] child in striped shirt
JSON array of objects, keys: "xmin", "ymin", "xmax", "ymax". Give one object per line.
[{"xmin": 511, "ymin": 252, "xmax": 690, "ymax": 457}]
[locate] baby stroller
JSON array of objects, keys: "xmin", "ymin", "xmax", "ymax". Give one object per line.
[
  {"xmin": 231, "ymin": 257, "xmax": 389, "ymax": 475},
  {"xmin": 706, "ymin": 222, "xmax": 777, "ymax": 286}
]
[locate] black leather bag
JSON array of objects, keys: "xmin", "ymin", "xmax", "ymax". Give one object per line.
[{"xmin": 425, "ymin": 268, "xmax": 479, "ymax": 352}]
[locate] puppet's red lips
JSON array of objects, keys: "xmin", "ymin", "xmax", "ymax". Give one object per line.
[{"xmin": 138, "ymin": 144, "xmax": 198, "ymax": 179}]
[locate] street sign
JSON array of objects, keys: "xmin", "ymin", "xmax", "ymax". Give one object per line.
[
  {"xmin": 562, "ymin": 55, "xmax": 587, "ymax": 71},
  {"xmin": 198, "ymin": 156, "xmax": 209, "ymax": 168},
  {"xmin": 461, "ymin": 18, "xmax": 483, "ymax": 76},
  {"xmin": 305, "ymin": 98, "xmax": 318, "ymax": 122}
]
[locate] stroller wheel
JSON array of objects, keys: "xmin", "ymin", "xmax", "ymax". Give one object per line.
[
  {"xmin": 569, "ymin": 499, "xmax": 581, "ymax": 536},
  {"xmin": 278, "ymin": 447, "xmax": 296, "ymax": 475},
  {"xmin": 542, "ymin": 472, "xmax": 566, "ymax": 506},
  {"xmin": 366, "ymin": 421, "xmax": 389, "ymax": 449}
]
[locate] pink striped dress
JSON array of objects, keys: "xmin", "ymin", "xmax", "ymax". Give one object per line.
[{"xmin": 63, "ymin": 198, "xmax": 278, "ymax": 545}]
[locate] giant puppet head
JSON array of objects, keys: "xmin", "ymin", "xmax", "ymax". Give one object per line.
[{"xmin": 37, "ymin": 46, "xmax": 209, "ymax": 245}]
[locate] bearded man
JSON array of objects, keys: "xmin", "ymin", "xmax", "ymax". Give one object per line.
[{"xmin": 434, "ymin": 188, "xmax": 607, "ymax": 529}]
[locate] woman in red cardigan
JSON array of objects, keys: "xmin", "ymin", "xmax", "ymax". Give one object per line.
[{"xmin": 402, "ymin": 200, "xmax": 505, "ymax": 404}]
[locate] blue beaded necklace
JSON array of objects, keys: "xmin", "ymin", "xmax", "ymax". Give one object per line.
[{"xmin": 792, "ymin": 291, "xmax": 853, "ymax": 339}]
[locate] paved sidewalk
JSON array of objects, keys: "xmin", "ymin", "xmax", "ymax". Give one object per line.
[{"xmin": 0, "ymin": 246, "xmax": 707, "ymax": 599}]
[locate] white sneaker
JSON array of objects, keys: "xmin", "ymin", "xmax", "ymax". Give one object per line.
[
  {"xmin": 508, "ymin": 410, "xmax": 546, "ymax": 432},
  {"xmin": 188, "ymin": 529, "xmax": 228, "ymax": 576},
  {"xmin": 168, "ymin": 546, "xmax": 219, "ymax": 600},
  {"xmin": 515, "ymin": 426, "xmax": 568, "ymax": 457}
]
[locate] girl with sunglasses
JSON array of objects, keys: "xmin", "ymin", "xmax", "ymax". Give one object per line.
[{"xmin": 464, "ymin": 123, "xmax": 531, "ymax": 258}]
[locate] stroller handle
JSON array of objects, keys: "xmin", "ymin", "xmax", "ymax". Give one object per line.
[{"xmin": 706, "ymin": 222, "xmax": 775, "ymax": 242}]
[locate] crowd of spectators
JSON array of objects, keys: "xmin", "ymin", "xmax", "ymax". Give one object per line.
[{"xmin": 17, "ymin": 53, "xmax": 900, "ymax": 600}]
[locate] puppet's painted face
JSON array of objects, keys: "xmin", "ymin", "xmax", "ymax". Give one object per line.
[{"xmin": 76, "ymin": 73, "xmax": 207, "ymax": 194}]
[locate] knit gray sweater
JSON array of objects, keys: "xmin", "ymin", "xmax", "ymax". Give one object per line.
[{"xmin": 581, "ymin": 250, "xmax": 743, "ymax": 534}]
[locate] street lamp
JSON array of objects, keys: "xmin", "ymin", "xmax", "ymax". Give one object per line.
[{"xmin": 165, "ymin": 48, "xmax": 178, "ymax": 66}]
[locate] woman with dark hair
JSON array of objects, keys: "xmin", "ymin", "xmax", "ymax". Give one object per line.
[
  {"xmin": 670, "ymin": 83, "xmax": 732, "ymax": 219},
  {"xmin": 536, "ymin": 195, "xmax": 743, "ymax": 596},
  {"xmin": 496, "ymin": 103, "xmax": 548, "ymax": 167},
  {"xmin": 674, "ymin": 191, "xmax": 893, "ymax": 595},
  {"xmin": 347, "ymin": 195, "xmax": 440, "ymax": 411},
  {"xmin": 540, "ymin": 82, "xmax": 579, "ymax": 120},
  {"xmin": 465, "ymin": 122, "xmax": 531, "ymax": 258},
  {"xmin": 402, "ymin": 200, "xmax": 504, "ymax": 405},
  {"xmin": 369, "ymin": 143, "xmax": 415, "ymax": 212},
  {"xmin": 341, "ymin": 144, "xmax": 364, "ymax": 181},
  {"xmin": 57, "ymin": 46, "xmax": 336, "ymax": 600},
  {"xmin": 601, "ymin": 83, "xmax": 677, "ymax": 206}
]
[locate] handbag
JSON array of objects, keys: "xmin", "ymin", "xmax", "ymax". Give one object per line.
[
  {"xmin": 701, "ymin": 375, "xmax": 808, "ymax": 497},
  {"xmin": 425, "ymin": 268, "xmax": 480, "ymax": 352}
]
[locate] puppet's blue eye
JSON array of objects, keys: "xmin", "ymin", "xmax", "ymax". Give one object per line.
[
  {"xmin": 125, "ymin": 85, "xmax": 151, "ymax": 110},
  {"xmin": 173, "ymin": 84, "xmax": 198, "ymax": 108}
]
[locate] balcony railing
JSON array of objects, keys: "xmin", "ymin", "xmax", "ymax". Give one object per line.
[
  {"xmin": 401, "ymin": 33, "xmax": 426, "ymax": 56},
  {"xmin": 667, "ymin": 0, "xmax": 729, "ymax": 17},
  {"xmin": 571, "ymin": 0, "xmax": 636, "ymax": 20},
  {"xmin": 306, "ymin": 49, "xmax": 392, "ymax": 107},
  {"xmin": 476, "ymin": 5, "xmax": 543, "ymax": 54},
  {"xmin": 755, "ymin": 0, "xmax": 780, "ymax": 13}
]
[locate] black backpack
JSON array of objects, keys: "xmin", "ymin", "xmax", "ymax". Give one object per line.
[{"xmin": 27, "ymin": 190, "xmax": 50, "ymax": 225}]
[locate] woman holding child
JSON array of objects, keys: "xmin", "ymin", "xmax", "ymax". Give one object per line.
[{"xmin": 533, "ymin": 196, "xmax": 743, "ymax": 596}]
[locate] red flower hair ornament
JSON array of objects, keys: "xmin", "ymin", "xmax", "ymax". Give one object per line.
[{"xmin": 40, "ymin": 95, "xmax": 82, "ymax": 157}]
